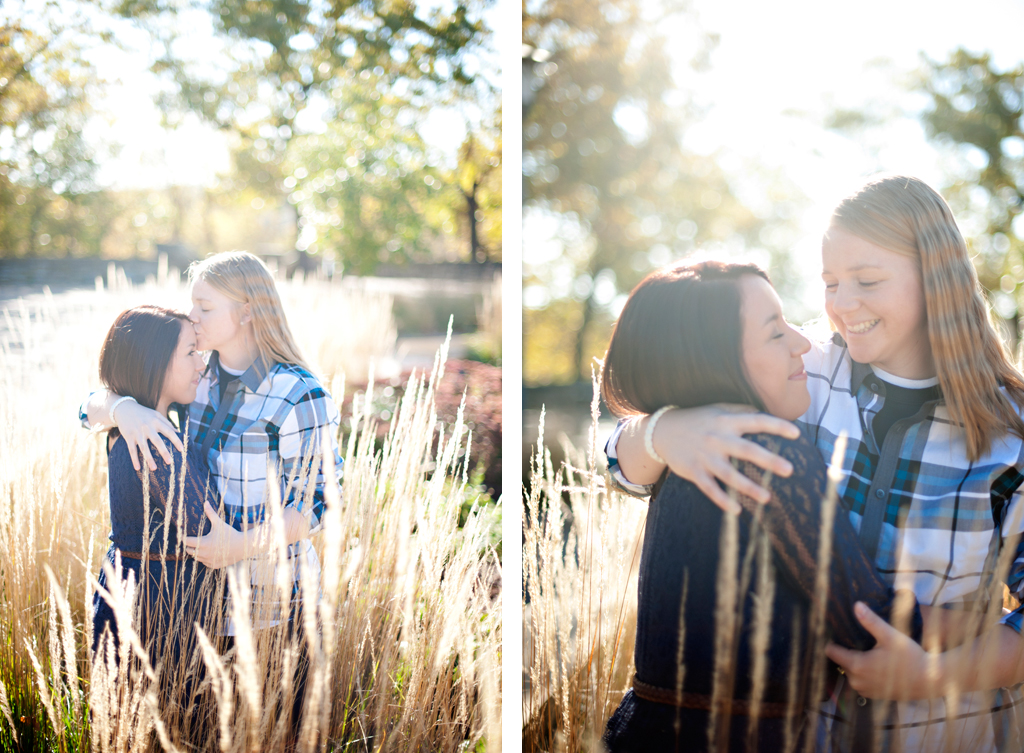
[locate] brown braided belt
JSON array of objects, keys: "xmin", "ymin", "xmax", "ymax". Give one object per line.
[
  {"xmin": 631, "ymin": 675, "xmax": 793, "ymax": 718},
  {"xmin": 117, "ymin": 550, "xmax": 190, "ymax": 562}
]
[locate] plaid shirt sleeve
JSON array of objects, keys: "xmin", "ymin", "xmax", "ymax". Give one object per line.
[
  {"xmin": 277, "ymin": 382, "xmax": 344, "ymax": 535},
  {"xmin": 79, "ymin": 392, "xmax": 95, "ymax": 429},
  {"xmin": 605, "ymin": 416, "xmax": 654, "ymax": 498}
]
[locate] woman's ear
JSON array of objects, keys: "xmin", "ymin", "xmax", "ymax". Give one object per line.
[{"xmin": 240, "ymin": 302, "xmax": 252, "ymax": 325}]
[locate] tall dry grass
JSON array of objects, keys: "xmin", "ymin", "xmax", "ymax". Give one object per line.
[
  {"xmin": 0, "ymin": 274, "xmax": 501, "ymax": 752},
  {"xmin": 522, "ymin": 380, "xmax": 1023, "ymax": 753},
  {"xmin": 522, "ymin": 386, "xmax": 646, "ymax": 753}
]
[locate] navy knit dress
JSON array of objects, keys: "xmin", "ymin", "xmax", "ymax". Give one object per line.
[
  {"xmin": 91, "ymin": 421, "xmax": 217, "ymax": 666},
  {"xmin": 602, "ymin": 433, "xmax": 924, "ymax": 753}
]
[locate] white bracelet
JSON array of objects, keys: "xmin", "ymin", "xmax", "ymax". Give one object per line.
[
  {"xmin": 644, "ymin": 405, "xmax": 678, "ymax": 465},
  {"xmin": 109, "ymin": 395, "xmax": 137, "ymax": 426}
]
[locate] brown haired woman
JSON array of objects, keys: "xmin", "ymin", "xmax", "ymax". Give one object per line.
[
  {"xmin": 600, "ymin": 261, "xmax": 925, "ymax": 752},
  {"xmin": 91, "ymin": 305, "xmax": 217, "ymax": 674}
]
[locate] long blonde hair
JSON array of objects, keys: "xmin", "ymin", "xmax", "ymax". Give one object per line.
[
  {"xmin": 829, "ymin": 174, "xmax": 1024, "ymax": 461},
  {"xmin": 188, "ymin": 251, "xmax": 312, "ymax": 374}
]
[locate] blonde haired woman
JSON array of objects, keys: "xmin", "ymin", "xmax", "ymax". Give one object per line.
[
  {"xmin": 607, "ymin": 176, "xmax": 1024, "ymax": 751},
  {"xmin": 83, "ymin": 250, "xmax": 342, "ymax": 729}
]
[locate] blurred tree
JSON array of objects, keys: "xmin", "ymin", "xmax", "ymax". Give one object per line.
[
  {"xmin": 284, "ymin": 80, "xmax": 446, "ymax": 273},
  {"xmin": 523, "ymin": 0, "xmax": 802, "ymax": 385},
  {"xmin": 0, "ymin": 5, "xmax": 107, "ymax": 256},
  {"xmin": 913, "ymin": 48, "xmax": 1024, "ymax": 342},
  {"xmin": 449, "ymin": 115, "xmax": 502, "ymax": 263},
  {"xmin": 122, "ymin": 0, "xmax": 496, "ymax": 271}
]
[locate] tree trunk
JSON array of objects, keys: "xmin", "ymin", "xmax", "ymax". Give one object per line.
[
  {"xmin": 572, "ymin": 293, "xmax": 598, "ymax": 385},
  {"xmin": 465, "ymin": 181, "xmax": 482, "ymax": 263}
]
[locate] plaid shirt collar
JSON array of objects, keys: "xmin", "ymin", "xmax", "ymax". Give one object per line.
[
  {"xmin": 847, "ymin": 344, "xmax": 872, "ymax": 393},
  {"xmin": 836, "ymin": 332, "xmax": 944, "ymax": 404},
  {"xmin": 205, "ymin": 350, "xmax": 271, "ymax": 395}
]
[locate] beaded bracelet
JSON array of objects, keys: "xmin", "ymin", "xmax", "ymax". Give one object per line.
[
  {"xmin": 109, "ymin": 395, "xmax": 137, "ymax": 426},
  {"xmin": 643, "ymin": 405, "xmax": 678, "ymax": 465}
]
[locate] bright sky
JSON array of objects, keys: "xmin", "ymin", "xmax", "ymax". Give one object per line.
[
  {"xmin": 680, "ymin": 0, "xmax": 1024, "ymax": 311},
  {"xmin": 525, "ymin": 0, "xmax": 1024, "ymax": 318}
]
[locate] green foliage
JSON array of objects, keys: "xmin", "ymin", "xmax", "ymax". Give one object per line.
[
  {"xmin": 0, "ymin": 3, "xmax": 105, "ymax": 256},
  {"xmin": 0, "ymin": 0, "xmax": 498, "ymax": 270},
  {"xmin": 523, "ymin": 0, "xmax": 803, "ymax": 384},
  {"xmin": 284, "ymin": 81, "xmax": 446, "ymax": 271},
  {"xmin": 131, "ymin": 0, "xmax": 497, "ymax": 271},
  {"xmin": 914, "ymin": 48, "xmax": 1024, "ymax": 336}
]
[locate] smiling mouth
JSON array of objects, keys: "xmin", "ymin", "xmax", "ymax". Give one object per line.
[
  {"xmin": 847, "ymin": 319, "xmax": 880, "ymax": 334},
  {"xmin": 789, "ymin": 368, "xmax": 807, "ymax": 380}
]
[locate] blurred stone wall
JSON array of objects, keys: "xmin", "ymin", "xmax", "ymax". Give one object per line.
[{"xmin": 0, "ymin": 258, "xmax": 161, "ymax": 289}]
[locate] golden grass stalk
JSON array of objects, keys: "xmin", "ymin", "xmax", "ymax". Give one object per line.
[
  {"xmin": 799, "ymin": 433, "xmax": 845, "ymax": 753},
  {"xmin": 708, "ymin": 502, "xmax": 740, "ymax": 750},
  {"xmin": 746, "ymin": 529, "xmax": 776, "ymax": 749}
]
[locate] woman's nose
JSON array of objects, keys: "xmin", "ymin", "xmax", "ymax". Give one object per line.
[
  {"xmin": 791, "ymin": 328, "xmax": 811, "ymax": 356},
  {"xmin": 830, "ymin": 283, "xmax": 857, "ymax": 314}
]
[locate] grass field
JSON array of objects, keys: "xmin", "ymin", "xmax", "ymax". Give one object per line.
[{"xmin": 0, "ymin": 274, "xmax": 502, "ymax": 753}]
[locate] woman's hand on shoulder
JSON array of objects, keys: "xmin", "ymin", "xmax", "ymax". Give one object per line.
[
  {"xmin": 115, "ymin": 400, "xmax": 184, "ymax": 472},
  {"xmin": 648, "ymin": 404, "xmax": 800, "ymax": 513}
]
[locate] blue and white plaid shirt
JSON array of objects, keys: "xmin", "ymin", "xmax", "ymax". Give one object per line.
[
  {"xmin": 84, "ymin": 353, "xmax": 343, "ymax": 635},
  {"xmin": 189, "ymin": 353, "xmax": 343, "ymax": 633},
  {"xmin": 606, "ymin": 333, "xmax": 1024, "ymax": 751}
]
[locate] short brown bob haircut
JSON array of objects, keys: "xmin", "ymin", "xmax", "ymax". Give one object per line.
[
  {"xmin": 602, "ymin": 260, "xmax": 771, "ymax": 417},
  {"xmin": 99, "ymin": 306, "xmax": 192, "ymax": 411}
]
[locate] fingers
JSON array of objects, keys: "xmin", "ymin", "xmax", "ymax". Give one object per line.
[
  {"xmin": 824, "ymin": 641, "xmax": 856, "ymax": 670},
  {"xmin": 854, "ymin": 601, "xmax": 894, "ymax": 643},
  {"xmin": 693, "ymin": 472, "xmax": 742, "ymax": 515},
  {"xmin": 706, "ymin": 457, "xmax": 772, "ymax": 504},
  {"xmin": 147, "ymin": 427, "xmax": 173, "ymax": 466},
  {"xmin": 124, "ymin": 436, "xmax": 141, "ymax": 472},
  {"xmin": 137, "ymin": 438, "xmax": 158, "ymax": 472},
  {"xmin": 710, "ymin": 404, "xmax": 801, "ymax": 439},
  {"xmin": 711, "ymin": 403, "xmax": 758, "ymax": 415},
  {"xmin": 701, "ymin": 425, "xmax": 794, "ymax": 478},
  {"xmin": 721, "ymin": 438, "xmax": 793, "ymax": 478},
  {"xmin": 157, "ymin": 420, "xmax": 185, "ymax": 454},
  {"xmin": 125, "ymin": 431, "xmax": 166, "ymax": 471},
  {"xmin": 730, "ymin": 412, "xmax": 801, "ymax": 440}
]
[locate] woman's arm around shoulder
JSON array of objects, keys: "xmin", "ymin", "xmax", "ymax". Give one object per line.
[
  {"xmin": 82, "ymin": 389, "xmax": 183, "ymax": 470},
  {"xmin": 608, "ymin": 405, "xmax": 801, "ymax": 513}
]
